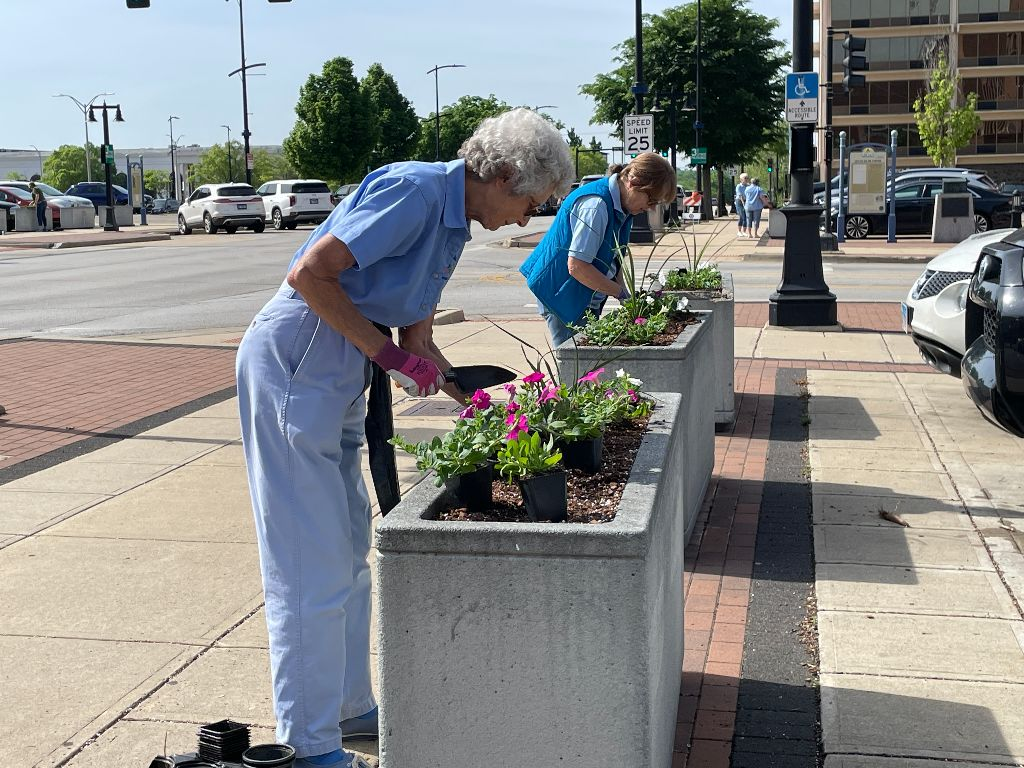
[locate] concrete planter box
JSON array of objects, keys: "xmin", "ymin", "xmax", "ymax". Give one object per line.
[
  {"xmin": 554, "ymin": 311, "xmax": 715, "ymax": 542},
  {"xmin": 666, "ymin": 271, "xmax": 735, "ymax": 427},
  {"xmin": 376, "ymin": 393, "xmax": 685, "ymax": 768},
  {"xmin": 96, "ymin": 205, "xmax": 133, "ymax": 227},
  {"xmin": 13, "ymin": 206, "xmax": 55, "ymax": 231}
]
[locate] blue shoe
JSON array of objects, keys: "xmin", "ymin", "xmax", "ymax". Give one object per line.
[
  {"xmin": 296, "ymin": 749, "xmax": 374, "ymax": 768},
  {"xmin": 340, "ymin": 705, "xmax": 378, "ymax": 740}
]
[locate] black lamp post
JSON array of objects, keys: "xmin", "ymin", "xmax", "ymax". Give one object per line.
[
  {"xmin": 650, "ymin": 91, "xmax": 694, "ymax": 220},
  {"xmin": 222, "ymin": 124, "xmax": 233, "ymax": 182},
  {"xmin": 1013, "ymin": 190, "xmax": 1023, "ymax": 229},
  {"xmin": 694, "ymin": 0, "xmax": 705, "ymax": 219},
  {"xmin": 427, "ymin": 64, "xmax": 466, "ymax": 161},
  {"xmin": 630, "ymin": 0, "xmax": 654, "ymax": 244},
  {"xmin": 88, "ymin": 101, "xmax": 124, "ymax": 232},
  {"xmin": 227, "ymin": 0, "xmax": 267, "ymax": 186}
]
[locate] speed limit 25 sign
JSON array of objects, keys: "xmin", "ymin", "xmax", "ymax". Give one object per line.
[{"xmin": 624, "ymin": 113, "xmax": 653, "ymax": 155}]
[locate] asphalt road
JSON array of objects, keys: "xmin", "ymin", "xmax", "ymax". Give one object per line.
[{"xmin": 0, "ymin": 217, "xmax": 925, "ymax": 337}]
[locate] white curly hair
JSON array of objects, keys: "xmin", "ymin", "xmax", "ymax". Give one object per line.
[{"xmin": 458, "ymin": 108, "xmax": 575, "ymax": 198}]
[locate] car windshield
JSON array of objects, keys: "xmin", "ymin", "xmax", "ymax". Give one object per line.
[
  {"xmin": 36, "ymin": 183, "xmax": 64, "ymax": 197},
  {"xmin": 218, "ymin": 185, "xmax": 257, "ymax": 196},
  {"xmin": 293, "ymin": 182, "xmax": 330, "ymax": 194}
]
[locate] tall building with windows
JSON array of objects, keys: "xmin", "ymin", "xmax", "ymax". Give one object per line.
[{"xmin": 817, "ymin": 0, "xmax": 1024, "ymax": 182}]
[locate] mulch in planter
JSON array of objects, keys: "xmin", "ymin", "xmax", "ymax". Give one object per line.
[
  {"xmin": 576, "ymin": 313, "xmax": 699, "ymax": 348},
  {"xmin": 436, "ymin": 415, "xmax": 650, "ymax": 524}
]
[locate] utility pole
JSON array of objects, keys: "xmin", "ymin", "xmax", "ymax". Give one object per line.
[
  {"xmin": 427, "ymin": 64, "xmax": 466, "ymax": 161},
  {"xmin": 168, "ymin": 115, "xmax": 180, "ymax": 200},
  {"xmin": 768, "ymin": 0, "xmax": 837, "ymax": 326},
  {"xmin": 629, "ymin": 0, "xmax": 654, "ymax": 243}
]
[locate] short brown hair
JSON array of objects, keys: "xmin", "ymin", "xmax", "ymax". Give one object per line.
[{"xmin": 620, "ymin": 152, "xmax": 676, "ymax": 204}]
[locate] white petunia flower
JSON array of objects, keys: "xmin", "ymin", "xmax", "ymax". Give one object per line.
[
  {"xmin": 616, "ymin": 368, "xmax": 627, "ymax": 378},
  {"xmin": 658, "ymin": 270, "xmax": 668, "ymax": 284},
  {"xmin": 650, "ymin": 279, "xmax": 663, "ymax": 292},
  {"xmin": 628, "ymin": 376, "xmax": 643, "ymax": 386},
  {"xmin": 646, "ymin": 295, "xmax": 655, "ymax": 305},
  {"xmin": 676, "ymin": 297, "xmax": 690, "ymax": 311}
]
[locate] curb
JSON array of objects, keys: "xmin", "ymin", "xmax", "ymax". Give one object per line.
[
  {"xmin": 434, "ymin": 308, "xmax": 465, "ymax": 325},
  {"xmin": 0, "ymin": 232, "xmax": 173, "ymax": 250}
]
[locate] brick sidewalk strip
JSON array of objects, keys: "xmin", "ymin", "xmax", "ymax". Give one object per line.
[
  {"xmin": 675, "ymin": 357, "xmax": 936, "ymax": 767},
  {"xmin": 735, "ymin": 302, "xmax": 904, "ymax": 332},
  {"xmin": 0, "ymin": 339, "xmax": 237, "ymax": 477}
]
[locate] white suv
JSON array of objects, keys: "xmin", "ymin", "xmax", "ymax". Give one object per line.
[
  {"xmin": 256, "ymin": 179, "xmax": 334, "ymax": 230},
  {"xmin": 178, "ymin": 183, "xmax": 266, "ymax": 235}
]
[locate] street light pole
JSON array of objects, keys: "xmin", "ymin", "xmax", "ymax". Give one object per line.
[
  {"xmin": 227, "ymin": 0, "xmax": 262, "ymax": 186},
  {"xmin": 168, "ymin": 115, "xmax": 180, "ymax": 199},
  {"xmin": 427, "ymin": 64, "xmax": 466, "ymax": 161},
  {"xmin": 89, "ymin": 101, "xmax": 125, "ymax": 232},
  {"xmin": 53, "ymin": 92, "xmax": 113, "ymax": 182},
  {"xmin": 222, "ymin": 124, "xmax": 233, "ymax": 181},
  {"xmin": 695, "ymin": 0, "xmax": 703, "ymax": 210},
  {"xmin": 28, "ymin": 145, "xmax": 42, "ymax": 179},
  {"xmin": 630, "ymin": 0, "xmax": 654, "ymax": 244}
]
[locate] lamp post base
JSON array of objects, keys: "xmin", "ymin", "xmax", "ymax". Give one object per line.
[{"xmin": 769, "ymin": 203, "xmax": 837, "ymax": 327}]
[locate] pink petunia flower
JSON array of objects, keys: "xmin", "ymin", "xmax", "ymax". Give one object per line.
[
  {"xmin": 506, "ymin": 414, "xmax": 529, "ymax": 441},
  {"xmin": 523, "ymin": 371, "xmax": 545, "ymax": 385},
  {"xmin": 634, "ymin": 317, "xmax": 648, "ymax": 325},
  {"xmin": 538, "ymin": 385, "xmax": 560, "ymax": 404},
  {"xmin": 577, "ymin": 367, "xmax": 605, "ymax": 385},
  {"xmin": 506, "ymin": 401, "xmax": 520, "ymax": 415},
  {"xmin": 458, "ymin": 405, "xmax": 475, "ymax": 420},
  {"xmin": 471, "ymin": 389, "xmax": 491, "ymax": 410},
  {"xmin": 628, "ymin": 389, "xmax": 639, "ymax": 403},
  {"xmin": 605, "ymin": 389, "xmax": 616, "ymax": 399},
  {"xmin": 502, "ymin": 382, "xmax": 517, "ymax": 395}
]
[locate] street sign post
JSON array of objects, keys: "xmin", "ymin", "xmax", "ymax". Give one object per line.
[
  {"xmin": 691, "ymin": 147, "xmax": 707, "ymax": 165},
  {"xmin": 785, "ymin": 71, "xmax": 819, "ymax": 124},
  {"xmin": 623, "ymin": 113, "xmax": 653, "ymax": 157}
]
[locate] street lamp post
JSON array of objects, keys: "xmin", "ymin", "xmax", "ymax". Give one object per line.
[
  {"xmin": 427, "ymin": 64, "xmax": 466, "ymax": 161},
  {"xmin": 222, "ymin": 124, "xmax": 233, "ymax": 181},
  {"xmin": 168, "ymin": 115, "xmax": 180, "ymax": 200},
  {"xmin": 28, "ymin": 145, "xmax": 43, "ymax": 179},
  {"xmin": 694, "ymin": 0, "xmax": 704, "ymax": 219},
  {"xmin": 630, "ymin": 0, "xmax": 654, "ymax": 244},
  {"xmin": 88, "ymin": 101, "xmax": 125, "ymax": 232},
  {"xmin": 53, "ymin": 91, "xmax": 113, "ymax": 182},
  {"xmin": 227, "ymin": 0, "xmax": 268, "ymax": 186},
  {"xmin": 650, "ymin": 91, "xmax": 693, "ymax": 220}
]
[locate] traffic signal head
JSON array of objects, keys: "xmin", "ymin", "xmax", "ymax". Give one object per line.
[
  {"xmin": 842, "ymin": 34, "xmax": 868, "ymax": 90},
  {"xmin": 767, "ymin": 161, "xmax": 774, "ymax": 173},
  {"xmin": 660, "ymin": 149, "xmax": 669, "ymax": 157}
]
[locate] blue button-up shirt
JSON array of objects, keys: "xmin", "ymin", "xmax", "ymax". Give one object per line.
[{"xmin": 286, "ymin": 159, "xmax": 471, "ymax": 328}]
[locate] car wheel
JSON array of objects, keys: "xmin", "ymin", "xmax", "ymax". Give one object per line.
[
  {"xmin": 286, "ymin": 222, "xmax": 298, "ymax": 230},
  {"xmin": 253, "ymin": 220, "xmax": 266, "ymax": 233},
  {"xmin": 272, "ymin": 208, "xmax": 284, "ymax": 230},
  {"xmin": 178, "ymin": 214, "xmax": 191, "ymax": 235},
  {"xmin": 203, "ymin": 213, "xmax": 218, "ymax": 235},
  {"xmin": 225, "ymin": 225, "xmax": 237, "ymax": 234},
  {"xmin": 846, "ymin": 215, "xmax": 870, "ymax": 239},
  {"xmin": 975, "ymin": 213, "xmax": 991, "ymax": 233}
]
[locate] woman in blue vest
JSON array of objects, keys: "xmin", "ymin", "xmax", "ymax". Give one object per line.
[{"xmin": 520, "ymin": 152, "xmax": 676, "ymax": 347}]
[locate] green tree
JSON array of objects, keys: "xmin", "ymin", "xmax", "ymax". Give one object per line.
[
  {"xmin": 144, "ymin": 169, "xmax": 170, "ymax": 196},
  {"xmin": 252, "ymin": 148, "xmax": 298, "ymax": 188},
  {"xmin": 42, "ymin": 144, "xmax": 103, "ymax": 191},
  {"xmin": 571, "ymin": 147, "xmax": 610, "ymax": 179},
  {"xmin": 283, "ymin": 57, "xmax": 378, "ymax": 184},
  {"xmin": 6, "ymin": 171, "xmax": 26, "ymax": 181},
  {"xmin": 581, "ymin": 0, "xmax": 787, "ymax": 218},
  {"xmin": 416, "ymin": 94, "xmax": 512, "ymax": 162},
  {"xmin": 361, "ymin": 63, "xmax": 419, "ymax": 168},
  {"xmin": 191, "ymin": 141, "xmax": 248, "ymax": 185},
  {"xmin": 913, "ymin": 51, "xmax": 981, "ymax": 167}
]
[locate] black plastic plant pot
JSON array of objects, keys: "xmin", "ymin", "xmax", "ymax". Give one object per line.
[
  {"xmin": 559, "ymin": 435, "xmax": 604, "ymax": 474},
  {"xmin": 147, "ymin": 758, "xmax": 175, "ymax": 768},
  {"xmin": 241, "ymin": 743, "xmax": 296, "ymax": 768},
  {"xmin": 445, "ymin": 463, "xmax": 493, "ymax": 512},
  {"xmin": 518, "ymin": 469, "xmax": 568, "ymax": 523}
]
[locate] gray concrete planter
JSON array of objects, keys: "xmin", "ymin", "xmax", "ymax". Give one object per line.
[
  {"xmin": 666, "ymin": 271, "xmax": 735, "ymax": 427},
  {"xmin": 554, "ymin": 311, "xmax": 715, "ymax": 542},
  {"xmin": 375, "ymin": 393, "xmax": 685, "ymax": 768}
]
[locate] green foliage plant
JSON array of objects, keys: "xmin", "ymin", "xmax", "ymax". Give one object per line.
[
  {"xmin": 495, "ymin": 431, "xmax": 563, "ymax": 483},
  {"xmin": 913, "ymin": 50, "xmax": 982, "ymax": 168},
  {"xmin": 42, "ymin": 144, "xmax": 103, "ymax": 191}
]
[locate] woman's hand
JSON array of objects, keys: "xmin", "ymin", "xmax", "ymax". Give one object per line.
[{"xmin": 399, "ymin": 316, "xmax": 469, "ymax": 404}]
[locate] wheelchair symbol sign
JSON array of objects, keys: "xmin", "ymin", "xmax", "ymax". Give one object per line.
[{"xmin": 786, "ymin": 71, "xmax": 819, "ymax": 124}]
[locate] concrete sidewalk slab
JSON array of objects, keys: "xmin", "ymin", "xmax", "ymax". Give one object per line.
[
  {"xmin": 0, "ymin": 489, "xmax": 108, "ymax": 534},
  {"xmin": 813, "ymin": 526, "xmax": 994, "ymax": 570},
  {"xmin": 826, "ymin": 756, "xmax": 1009, "ymax": 768},
  {"xmin": 809, "ymin": 447, "xmax": 944, "ymax": 472},
  {"xmin": 1, "ymin": 461, "xmax": 175, "ymax": 496},
  {"xmin": 808, "ymin": 413, "xmax": 926, "ymax": 432},
  {"xmin": 214, "ymin": 607, "xmax": 268, "ymax": 649},
  {"xmin": 816, "ymin": 564, "xmax": 1018, "ymax": 618},
  {"xmin": 811, "ymin": 467, "xmax": 958, "ymax": 499},
  {"xmin": 820, "ymin": 673, "xmax": 1024, "ymax": 763},
  {"xmin": 808, "ymin": 397, "xmax": 915, "ymax": 417},
  {"xmin": 818, "ymin": 611, "xmax": 1024, "ymax": 682},
  {"xmin": 808, "ymin": 430, "xmax": 930, "ymax": 450},
  {"xmin": 812, "ymin": 493, "xmax": 972, "ymax": 529},
  {"xmin": 0, "ymin": 536, "xmax": 260, "ymax": 643}
]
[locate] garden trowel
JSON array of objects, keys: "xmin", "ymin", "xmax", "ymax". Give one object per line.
[{"xmin": 444, "ymin": 365, "xmax": 517, "ymax": 393}]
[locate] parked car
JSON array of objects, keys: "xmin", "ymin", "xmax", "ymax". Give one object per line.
[
  {"xmin": 902, "ymin": 229, "xmax": 1013, "ymax": 376},
  {"xmin": 0, "ymin": 183, "xmax": 93, "ymax": 230},
  {"xmin": 256, "ymin": 179, "xmax": 334, "ymax": 230},
  {"xmin": 333, "ymin": 183, "xmax": 360, "ymax": 206},
  {"xmin": 535, "ymin": 194, "xmax": 560, "ymax": 216},
  {"xmin": 829, "ymin": 178, "xmax": 1012, "ymax": 239},
  {"xmin": 143, "ymin": 194, "xmax": 154, "ymax": 213},
  {"xmin": 176, "ymin": 183, "xmax": 265, "ymax": 234},
  {"xmin": 151, "ymin": 198, "xmax": 180, "ymax": 214},
  {"xmin": 64, "ymin": 181, "xmax": 130, "ymax": 211},
  {"xmin": 962, "ymin": 229, "xmax": 1024, "ymax": 436},
  {"xmin": 815, "ymin": 167, "xmax": 999, "ymax": 206},
  {"xmin": 0, "ymin": 199, "xmax": 15, "ymax": 232},
  {"xmin": 999, "ymin": 182, "xmax": 1024, "ymax": 197}
]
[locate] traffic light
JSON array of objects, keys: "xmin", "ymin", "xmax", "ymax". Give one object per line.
[
  {"xmin": 126, "ymin": 0, "xmax": 150, "ymax": 6},
  {"xmin": 842, "ymin": 34, "xmax": 868, "ymax": 90},
  {"xmin": 766, "ymin": 160, "xmax": 774, "ymax": 174},
  {"xmin": 630, "ymin": 153, "xmax": 638, "ymax": 159},
  {"xmin": 660, "ymin": 149, "xmax": 669, "ymax": 157}
]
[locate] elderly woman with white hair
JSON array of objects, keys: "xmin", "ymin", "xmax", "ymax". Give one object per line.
[{"xmin": 235, "ymin": 108, "xmax": 574, "ymax": 768}]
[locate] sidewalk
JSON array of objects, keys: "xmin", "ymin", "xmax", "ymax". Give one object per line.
[
  {"xmin": 1, "ymin": 307, "xmax": 1023, "ymax": 767},
  {"xmin": 0, "ymin": 222, "xmax": 176, "ymax": 251}
]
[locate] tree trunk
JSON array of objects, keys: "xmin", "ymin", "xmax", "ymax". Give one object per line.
[
  {"xmin": 716, "ymin": 167, "xmax": 728, "ymax": 217},
  {"xmin": 700, "ymin": 166, "xmax": 714, "ymax": 220}
]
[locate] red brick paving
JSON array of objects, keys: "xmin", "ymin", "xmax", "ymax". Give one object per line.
[
  {"xmin": 0, "ymin": 340, "xmax": 237, "ymax": 472},
  {"xmin": 735, "ymin": 301, "xmax": 903, "ymax": 332}
]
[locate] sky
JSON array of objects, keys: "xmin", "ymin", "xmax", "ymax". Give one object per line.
[{"xmin": 3, "ymin": 0, "xmax": 793, "ymax": 153}]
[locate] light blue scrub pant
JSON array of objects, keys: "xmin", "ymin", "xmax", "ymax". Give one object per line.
[{"xmin": 236, "ymin": 288, "xmax": 376, "ymax": 757}]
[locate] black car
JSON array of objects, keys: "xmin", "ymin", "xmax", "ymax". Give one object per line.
[
  {"xmin": 962, "ymin": 229, "xmax": 1024, "ymax": 436},
  {"xmin": 831, "ymin": 179, "xmax": 1012, "ymax": 239},
  {"xmin": 65, "ymin": 181, "xmax": 130, "ymax": 211}
]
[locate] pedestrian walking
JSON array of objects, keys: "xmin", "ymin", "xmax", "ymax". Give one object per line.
[
  {"xmin": 744, "ymin": 177, "xmax": 772, "ymax": 239},
  {"xmin": 520, "ymin": 151, "xmax": 676, "ymax": 348},
  {"xmin": 28, "ymin": 182, "xmax": 47, "ymax": 231},
  {"xmin": 734, "ymin": 172, "xmax": 750, "ymax": 237},
  {"xmin": 235, "ymin": 108, "xmax": 573, "ymax": 768}
]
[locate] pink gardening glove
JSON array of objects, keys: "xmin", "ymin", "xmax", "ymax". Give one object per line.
[{"xmin": 371, "ymin": 339, "xmax": 445, "ymax": 397}]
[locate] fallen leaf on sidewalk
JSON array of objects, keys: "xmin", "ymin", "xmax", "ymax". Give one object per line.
[{"xmin": 878, "ymin": 509, "xmax": 910, "ymax": 527}]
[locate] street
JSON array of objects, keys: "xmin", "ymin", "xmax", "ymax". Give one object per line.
[{"xmin": 0, "ymin": 218, "xmax": 925, "ymax": 337}]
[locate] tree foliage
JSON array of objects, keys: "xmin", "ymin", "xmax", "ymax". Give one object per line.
[
  {"xmin": 581, "ymin": 0, "xmax": 787, "ymax": 170},
  {"xmin": 362, "ymin": 63, "xmax": 420, "ymax": 168},
  {"xmin": 42, "ymin": 144, "xmax": 103, "ymax": 191},
  {"xmin": 191, "ymin": 141, "xmax": 246, "ymax": 186},
  {"xmin": 415, "ymin": 94, "xmax": 512, "ymax": 162},
  {"xmin": 913, "ymin": 51, "xmax": 981, "ymax": 167},
  {"xmin": 283, "ymin": 57, "xmax": 378, "ymax": 184},
  {"xmin": 144, "ymin": 169, "xmax": 170, "ymax": 196}
]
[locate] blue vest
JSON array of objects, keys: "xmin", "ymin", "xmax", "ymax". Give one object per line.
[{"xmin": 519, "ymin": 179, "xmax": 633, "ymax": 327}]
